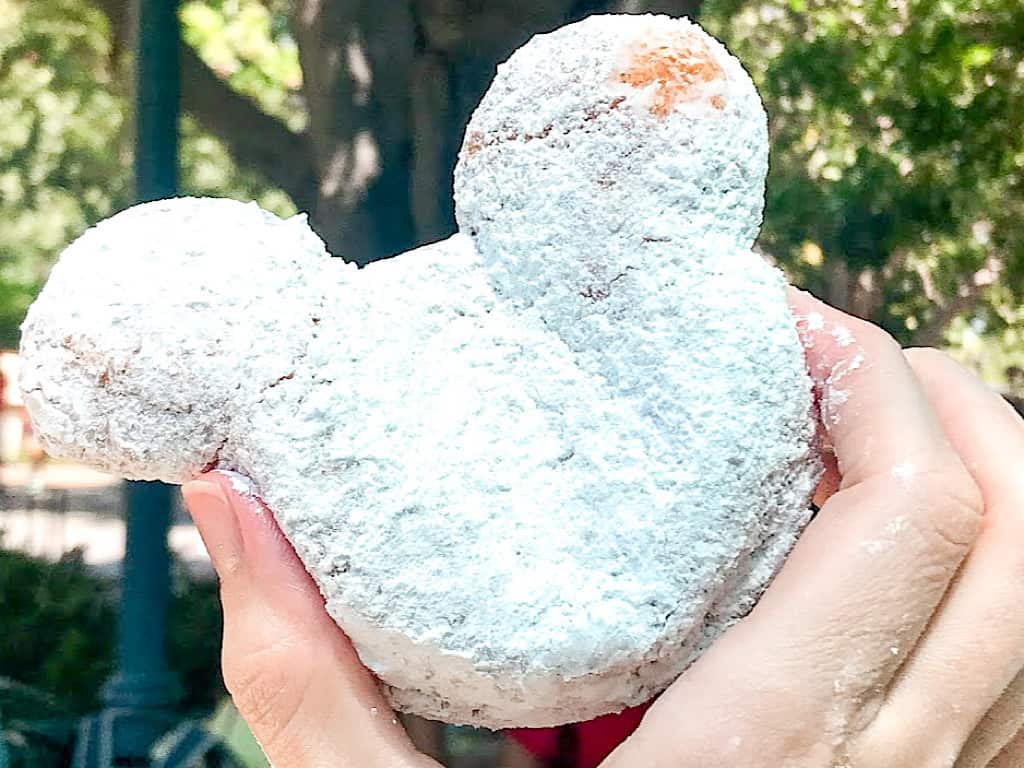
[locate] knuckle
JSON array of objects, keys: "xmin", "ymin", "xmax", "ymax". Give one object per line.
[
  {"xmin": 222, "ymin": 646, "xmax": 307, "ymax": 752},
  {"xmin": 910, "ymin": 467, "xmax": 984, "ymax": 553}
]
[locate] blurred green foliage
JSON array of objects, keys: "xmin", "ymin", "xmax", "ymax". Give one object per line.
[
  {"xmin": 0, "ymin": 546, "xmax": 224, "ymax": 715},
  {"xmin": 703, "ymin": 0, "xmax": 1024, "ymax": 383},
  {"xmin": 168, "ymin": 562, "xmax": 225, "ymax": 714},
  {"xmin": 0, "ymin": 0, "xmax": 130, "ymax": 353},
  {"xmin": 0, "ymin": 547, "xmax": 114, "ymax": 714},
  {"xmin": 180, "ymin": 0, "xmax": 305, "ymax": 130},
  {"xmin": 206, "ymin": 699, "xmax": 270, "ymax": 768}
]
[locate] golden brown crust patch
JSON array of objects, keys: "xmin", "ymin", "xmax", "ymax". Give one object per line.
[{"xmin": 615, "ymin": 30, "xmax": 725, "ymax": 117}]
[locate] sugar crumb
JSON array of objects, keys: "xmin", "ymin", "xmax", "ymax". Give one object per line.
[
  {"xmin": 890, "ymin": 461, "xmax": 916, "ymax": 482},
  {"xmin": 861, "ymin": 540, "xmax": 887, "ymax": 554},
  {"xmin": 212, "ymin": 468, "xmax": 259, "ymax": 499},
  {"xmin": 885, "ymin": 516, "xmax": 907, "ymax": 534},
  {"xmin": 830, "ymin": 325, "xmax": 854, "ymax": 347}
]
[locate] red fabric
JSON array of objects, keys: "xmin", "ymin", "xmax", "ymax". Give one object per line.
[
  {"xmin": 506, "ymin": 701, "xmax": 652, "ymax": 768},
  {"xmin": 507, "ymin": 727, "xmax": 560, "ymax": 761}
]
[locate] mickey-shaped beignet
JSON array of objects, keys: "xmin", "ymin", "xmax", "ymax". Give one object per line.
[{"xmin": 20, "ymin": 14, "xmax": 820, "ymax": 728}]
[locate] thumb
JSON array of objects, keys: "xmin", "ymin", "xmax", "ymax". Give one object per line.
[{"xmin": 182, "ymin": 470, "xmax": 437, "ymax": 768}]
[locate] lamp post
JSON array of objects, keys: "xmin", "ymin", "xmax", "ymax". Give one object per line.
[
  {"xmin": 103, "ymin": 0, "xmax": 182, "ymax": 720},
  {"xmin": 71, "ymin": 0, "xmax": 183, "ymax": 764}
]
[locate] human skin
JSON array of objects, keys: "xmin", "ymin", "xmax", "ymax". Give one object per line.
[{"xmin": 181, "ymin": 288, "xmax": 1024, "ymax": 768}]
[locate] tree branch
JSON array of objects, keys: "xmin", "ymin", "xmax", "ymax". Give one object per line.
[
  {"xmin": 911, "ymin": 255, "xmax": 1003, "ymax": 347},
  {"xmin": 179, "ymin": 45, "xmax": 318, "ymax": 212},
  {"xmin": 90, "ymin": 0, "xmax": 317, "ymax": 212}
]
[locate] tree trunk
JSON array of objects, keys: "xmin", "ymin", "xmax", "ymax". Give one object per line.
[
  {"xmin": 90, "ymin": 0, "xmax": 320, "ymax": 210},
  {"xmin": 293, "ymin": 0, "xmax": 704, "ymax": 265},
  {"xmin": 292, "ymin": 0, "xmax": 418, "ymax": 264}
]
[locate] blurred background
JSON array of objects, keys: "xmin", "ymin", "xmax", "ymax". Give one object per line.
[{"xmin": 1, "ymin": 0, "xmax": 1022, "ymax": 766}]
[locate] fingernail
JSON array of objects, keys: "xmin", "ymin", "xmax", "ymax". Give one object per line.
[
  {"xmin": 182, "ymin": 479, "xmax": 244, "ymax": 577},
  {"xmin": 211, "ymin": 468, "xmax": 258, "ymax": 499}
]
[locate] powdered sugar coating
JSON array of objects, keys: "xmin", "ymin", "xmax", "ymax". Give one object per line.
[
  {"xmin": 20, "ymin": 15, "xmax": 820, "ymax": 728},
  {"xmin": 456, "ymin": 13, "xmax": 768, "ymax": 309},
  {"xmin": 19, "ymin": 200, "xmax": 337, "ymax": 482}
]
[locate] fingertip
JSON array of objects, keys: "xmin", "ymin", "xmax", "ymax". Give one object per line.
[
  {"xmin": 182, "ymin": 476, "xmax": 243, "ymax": 577},
  {"xmin": 904, "ymin": 347, "xmax": 979, "ymax": 389},
  {"xmin": 181, "ymin": 475, "xmax": 228, "ymax": 512},
  {"xmin": 782, "ymin": 292, "xmax": 960, "ymax": 490},
  {"xmin": 184, "ymin": 469, "xmax": 305, "ymax": 589},
  {"xmin": 197, "ymin": 470, "xmax": 335, "ymax": 630},
  {"xmin": 905, "ymin": 346, "xmax": 1024, "ymax": 503},
  {"xmin": 205, "ymin": 470, "xmax": 306, "ymax": 570}
]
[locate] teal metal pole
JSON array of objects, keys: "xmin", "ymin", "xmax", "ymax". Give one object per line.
[
  {"xmin": 102, "ymin": 0, "xmax": 182, "ymax": 737},
  {"xmin": 0, "ymin": 713, "xmax": 8, "ymax": 768},
  {"xmin": 72, "ymin": 0, "xmax": 182, "ymax": 764},
  {"xmin": 100, "ymin": 483, "xmax": 181, "ymax": 750},
  {"xmin": 102, "ymin": 0, "xmax": 182, "ymax": 719},
  {"xmin": 134, "ymin": 0, "xmax": 180, "ymax": 205}
]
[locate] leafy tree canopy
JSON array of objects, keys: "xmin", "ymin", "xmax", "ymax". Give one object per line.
[{"xmin": 702, "ymin": 0, "xmax": 1024, "ymax": 386}]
